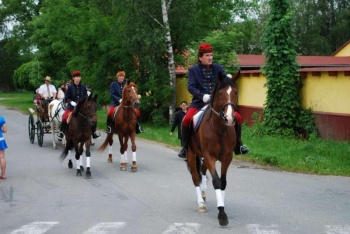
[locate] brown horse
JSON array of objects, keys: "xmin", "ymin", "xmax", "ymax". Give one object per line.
[
  {"xmin": 187, "ymin": 71, "xmax": 240, "ymax": 226},
  {"xmin": 98, "ymin": 81, "xmax": 140, "ymax": 172},
  {"xmin": 60, "ymin": 94, "xmax": 98, "ymax": 178}
]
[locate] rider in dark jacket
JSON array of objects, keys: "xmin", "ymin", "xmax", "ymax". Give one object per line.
[{"xmin": 57, "ymin": 70, "xmax": 101, "ymax": 140}]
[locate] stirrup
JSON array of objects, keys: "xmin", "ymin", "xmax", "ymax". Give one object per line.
[
  {"xmin": 105, "ymin": 126, "xmax": 111, "ymax": 134},
  {"xmin": 240, "ymin": 145, "xmax": 250, "ymax": 155},
  {"xmin": 57, "ymin": 132, "xmax": 64, "ymax": 141},
  {"xmin": 93, "ymin": 132, "xmax": 101, "ymax": 139},
  {"xmin": 178, "ymin": 148, "xmax": 187, "ymax": 158},
  {"xmin": 136, "ymin": 125, "xmax": 144, "ymax": 134}
]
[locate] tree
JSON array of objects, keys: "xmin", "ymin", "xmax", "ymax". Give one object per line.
[{"xmin": 262, "ymin": 0, "xmax": 317, "ymax": 138}]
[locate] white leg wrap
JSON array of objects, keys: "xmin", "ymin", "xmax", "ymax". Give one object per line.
[
  {"xmin": 120, "ymin": 153, "xmax": 124, "ymax": 163},
  {"xmin": 76, "ymin": 160, "xmax": 80, "ymax": 169},
  {"xmin": 108, "ymin": 145, "xmax": 113, "ymax": 154},
  {"xmin": 86, "ymin": 157, "xmax": 90, "ymax": 168},
  {"xmin": 132, "ymin": 151, "xmax": 136, "ymax": 161},
  {"xmin": 68, "ymin": 150, "xmax": 71, "ymax": 160},
  {"xmin": 200, "ymin": 175, "xmax": 207, "ymax": 191},
  {"xmin": 124, "ymin": 152, "xmax": 128, "ymax": 162},
  {"xmin": 196, "ymin": 186, "xmax": 204, "ymax": 204},
  {"xmin": 222, "ymin": 190, "xmax": 225, "ymax": 202},
  {"xmin": 215, "ymin": 189, "xmax": 224, "ymax": 207},
  {"xmin": 79, "ymin": 157, "xmax": 83, "ymax": 166}
]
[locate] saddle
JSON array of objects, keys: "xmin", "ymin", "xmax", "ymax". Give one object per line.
[{"xmin": 192, "ymin": 105, "xmax": 209, "ymax": 132}]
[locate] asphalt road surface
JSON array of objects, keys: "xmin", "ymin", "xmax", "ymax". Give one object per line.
[{"xmin": 0, "ymin": 105, "xmax": 349, "ymax": 234}]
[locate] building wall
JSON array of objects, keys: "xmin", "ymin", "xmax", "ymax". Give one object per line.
[
  {"xmin": 300, "ymin": 72, "xmax": 350, "ymax": 114},
  {"xmin": 236, "ymin": 72, "xmax": 350, "ymax": 141},
  {"xmin": 176, "ymin": 77, "xmax": 192, "ymax": 107}
]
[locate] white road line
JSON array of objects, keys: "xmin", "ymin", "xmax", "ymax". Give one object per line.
[
  {"xmin": 163, "ymin": 223, "xmax": 201, "ymax": 234},
  {"xmin": 247, "ymin": 224, "xmax": 281, "ymax": 234},
  {"xmin": 325, "ymin": 225, "xmax": 350, "ymax": 234},
  {"xmin": 83, "ymin": 222, "xmax": 126, "ymax": 234},
  {"xmin": 10, "ymin": 222, "xmax": 59, "ymax": 234}
]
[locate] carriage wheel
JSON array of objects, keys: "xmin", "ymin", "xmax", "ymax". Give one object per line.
[
  {"xmin": 37, "ymin": 121, "xmax": 44, "ymax": 147},
  {"xmin": 28, "ymin": 114, "xmax": 35, "ymax": 144}
]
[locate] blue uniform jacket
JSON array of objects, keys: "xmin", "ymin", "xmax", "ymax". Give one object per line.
[
  {"xmin": 188, "ymin": 63, "xmax": 226, "ymax": 109},
  {"xmin": 65, "ymin": 83, "xmax": 88, "ymax": 110},
  {"xmin": 110, "ymin": 80, "xmax": 126, "ymax": 106}
]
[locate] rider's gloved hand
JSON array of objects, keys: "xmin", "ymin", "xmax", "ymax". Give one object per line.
[
  {"xmin": 119, "ymin": 99, "xmax": 122, "ymax": 103},
  {"xmin": 202, "ymin": 94, "xmax": 211, "ymax": 103},
  {"xmin": 70, "ymin": 101, "xmax": 77, "ymax": 107}
]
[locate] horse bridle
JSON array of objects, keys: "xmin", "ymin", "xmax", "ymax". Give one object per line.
[{"xmin": 78, "ymin": 99, "xmax": 97, "ymax": 125}]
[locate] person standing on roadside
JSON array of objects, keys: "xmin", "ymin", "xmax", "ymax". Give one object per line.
[
  {"xmin": 169, "ymin": 101, "xmax": 188, "ymax": 157},
  {"xmin": 0, "ymin": 115, "xmax": 8, "ymax": 179}
]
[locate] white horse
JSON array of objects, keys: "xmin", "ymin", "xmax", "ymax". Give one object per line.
[{"xmin": 48, "ymin": 88, "xmax": 66, "ymax": 149}]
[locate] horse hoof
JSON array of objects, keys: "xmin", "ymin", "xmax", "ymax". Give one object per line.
[
  {"xmin": 80, "ymin": 166, "xmax": 84, "ymax": 172},
  {"xmin": 218, "ymin": 209, "xmax": 228, "ymax": 226},
  {"xmin": 68, "ymin": 160, "xmax": 73, "ymax": 169},
  {"xmin": 131, "ymin": 167, "xmax": 137, "ymax": 172},
  {"xmin": 76, "ymin": 169, "xmax": 82, "ymax": 176},
  {"xmin": 85, "ymin": 168, "xmax": 91, "ymax": 178},
  {"xmin": 198, "ymin": 203, "xmax": 207, "ymax": 213},
  {"xmin": 120, "ymin": 163, "xmax": 126, "ymax": 171},
  {"xmin": 107, "ymin": 158, "xmax": 113, "ymax": 163},
  {"xmin": 91, "ymin": 142, "xmax": 95, "ymax": 146},
  {"xmin": 53, "ymin": 145, "xmax": 57, "ymax": 149}
]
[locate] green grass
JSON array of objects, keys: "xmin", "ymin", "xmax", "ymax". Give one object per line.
[{"xmin": 1, "ymin": 91, "xmax": 349, "ymax": 176}]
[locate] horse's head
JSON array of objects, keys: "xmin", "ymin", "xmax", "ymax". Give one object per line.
[
  {"xmin": 74, "ymin": 94, "xmax": 98, "ymax": 126},
  {"xmin": 122, "ymin": 81, "xmax": 140, "ymax": 107},
  {"xmin": 211, "ymin": 70, "xmax": 239, "ymax": 126}
]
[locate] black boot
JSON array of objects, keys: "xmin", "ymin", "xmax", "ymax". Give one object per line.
[
  {"xmin": 92, "ymin": 124, "xmax": 101, "ymax": 139},
  {"xmin": 57, "ymin": 122, "xmax": 67, "ymax": 141},
  {"xmin": 136, "ymin": 117, "xmax": 144, "ymax": 134},
  {"xmin": 178, "ymin": 125, "xmax": 189, "ymax": 158},
  {"xmin": 234, "ymin": 124, "xmax": 249, "ymax": 155},
  {"xmin": 105, "ymin": 116, "xmax": 112, "ymax": 134}
]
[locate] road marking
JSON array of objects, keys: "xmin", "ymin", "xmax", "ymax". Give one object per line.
[
  {"xmin": 163, "ymin": 223, "xmax": 201, "ymax": 234},
  {"xmin": 247, "ymin": 224, "xmax": 281, "ymax": 234},
  {"xmin": 83, "ymin": 222, "xmax": 126, "ymax": 234},
  {"xmin": 10, "ymin": 222, "xmax": 59, "ymax": 234},
  {"xmin": 325, "ymin": 225, "xmax": 350, "ymax": 234}
]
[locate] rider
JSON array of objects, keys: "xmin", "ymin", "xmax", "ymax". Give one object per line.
[
  {"xmin": 57, "ymin": 70, "xmax": 101, "ymax": 141},
  {"xmin": 105, "ymin": 71, "xmax": 144, "ymax": 134},
  {"xmin": 178, "ymin": 43, "xmax": 249, "ymax": 159}
]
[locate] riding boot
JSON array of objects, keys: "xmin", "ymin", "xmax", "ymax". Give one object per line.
[
  {"xmin": 57, "ymin": 122, "xmax": 67, "ymax": 141},
  {"xmin": 234, "ymin": 124, "xmax": 249, "ymax": 155},
  {"xmin": 178, "ymin": 125, "xmax": 189, "ymax": 159},
  {"xmin": 92, "ymin": 124, "xmax": 101, "ymax": 139},
  {"xmin": 136, "ymin": 117, "xmax": 144, "ymax": 134},
  {"xmin": 105, "ymin": 116, "xmax": 112, "ymax": 134}
]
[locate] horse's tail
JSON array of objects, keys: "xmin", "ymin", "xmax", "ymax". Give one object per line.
[
  {"xmin": 60, "ymin": 144, "xmax": 69, "ymax": 161},
  {"xmin": 98, "ymin": 134, "xmax": 111, "ymax": 152}
]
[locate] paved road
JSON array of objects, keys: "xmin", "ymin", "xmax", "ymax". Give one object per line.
[{"xmin": 0, "ymin": 105, "xmax": 349, "ymax": 234}]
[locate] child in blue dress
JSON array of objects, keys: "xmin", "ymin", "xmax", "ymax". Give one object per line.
[{"xmin": 0, "ymin": 116, "xmax": 8, "ymax": 179}]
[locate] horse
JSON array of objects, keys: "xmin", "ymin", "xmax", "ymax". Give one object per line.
[
  {"xmin": 186, "ymin": 71, "xmax": 240, "ymax": 226},
  {"xmin": 98, "ymin": 81, "xmax": 140, "ymax": 172},
  {"xmin": 48, "ymin": 88, "xmax": 66, "ymax": 149},
  {"xmin": 60, "ymin": 93, "xmax": 98, "ymax": 178}
]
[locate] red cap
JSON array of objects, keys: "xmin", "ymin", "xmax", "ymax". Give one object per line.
[
  {"xmin": 198, "ymin": 43, "xmax": 213, "ymax": 54},
  {"xmin": 72, "ymin": 70, "xmax": 81, "ymax": 77}
]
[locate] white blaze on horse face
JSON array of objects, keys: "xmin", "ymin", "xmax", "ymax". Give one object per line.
[
  {"xmin": 225, "ymin": 86, "xmax": 234, "ymax": 125},
  {"xmin": 131, "ymin": 86, "xmax": 139, "ymax": 103}
]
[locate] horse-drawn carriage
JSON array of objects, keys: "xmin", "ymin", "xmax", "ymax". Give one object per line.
[{"xmin": 28, "ymin": 89, "xmax": 66, "ymax": 148}]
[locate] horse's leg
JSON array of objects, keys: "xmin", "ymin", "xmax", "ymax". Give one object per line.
[
  {"xmin": 67, "ymin": 150, "xmax": 73, "ymax": 169},
  {"xmin": 107, "ymin": 135, "xmax": 114, "ymax": 163},
  {"xmin": 75, "ymin": 145, "xmax": 82, "ymax": 176},
  {"xmin": 78, "ymin": 143, "xmax": 84, "ymax": 171},
  {"xmin": 130, "ymin": 136, "xmax": 137, "ymax": 172},
  {"xmin": 119, "ymin": 135, "xmax": 126, "ymax": 171},
  {"xmin": 206, "ymin": 155, "xmax": 228, "ymax": 226},
  {"xmin": 85, "ymin": 143, "xmax": 91, "ymax": 178},
  {"xmin": 187, "ymin": 150, "xmax": 206, "ymax": 213},
  {"xmin": 200, "ymin": 160, "xmax": 208, "ymax": 201},
  {"xmin": 52, "ymin": 120, "xmax": 57, "ymax": 149},
  {"xmin": 91, "ymin": 136, "xmax": 95, "ymax": 146}
]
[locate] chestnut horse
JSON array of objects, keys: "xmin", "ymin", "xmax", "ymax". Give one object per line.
[
  {"xmin": 187, "ymin": 71, "xmax": 239, "ymax": 226},
  {"xmin": 98, "ymin": 81, "xmax": 140, "ymax": 172},
  {"xmin": 60, "ymin": 94, "xmax": 98, "ymax": 178}
]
